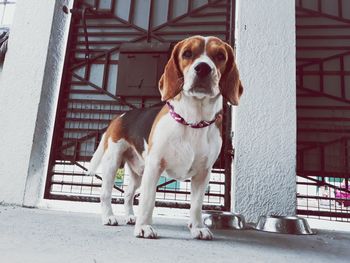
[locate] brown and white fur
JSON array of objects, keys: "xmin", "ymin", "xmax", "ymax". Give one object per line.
[{"xmin": 87, "ymin": 36, "xmax": 243, "ymax": 240}]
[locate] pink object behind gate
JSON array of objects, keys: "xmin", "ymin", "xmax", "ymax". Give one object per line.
[{"xmin": 335, "ymin": 182, "xmax": 350, "ymax": 207}]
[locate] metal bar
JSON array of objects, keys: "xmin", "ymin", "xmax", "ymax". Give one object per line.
[
  {"xmin": 68, "ymin": 59, "xmax": 118, "ymax": 65},
  {"xmin": 297, "ymin": 137, "xmax": 350, "ymax": 151},
  {"xmin": 317, "ymin": 0, "xmax": 322, "ymax": 12},
  {"xmin": 297, "ymin": 46, "xmax": 350, "ymax": 51},
  {"xmin": 187, "ymin": 0, "xmax": 192, "ymax": 13},
  {"xmin": 95, "ymin": 174, "xmax": 124, "ymax": 193},
  {"xmin": 58, "ymin": 131, "xmax": 101, "ymax": 151},
  {"xmin": 75, "ymin": 40, "xmax": 141, "ymax": 45},
  {"xmin": 320, "ymin": 146, "xmax": 325, "ymax": 185},
  {"xmin": 56, "ymin": 155, "xmax": 94, "ymax": 162},
  {"xmin": 190, "ymin": 12, "xmax": 227, "ymax": 18},
  {"xmin": 297, "ymin": 51, "xmax": 350, "ymax": 69},
  {"xmin": 64, "ymin": 108, "xmax": 124, "ymax": 115},
  {"xmin": 298, "ymin": 117, "xmax": 350, "ymax": 122},
  {"xmin": 298, "ymin": 67, "xmax": 304, "ymax": 94},
  {"xmin": 340, "ymin": 56, "xmax": 346, "ymax": 99},
  {"xmin": 297, "ymin": 35, "xmax": 350, "ymax": 40},
  {"xmin": 74, "ymin": 24, "xmax": 131, "ymax": 28},
  {"xmin": 74, "ymin": 32, "xmax": 145, "ymax": 37},
  {"xmin": 298, "ymin": 139, "xmax": 350, "ymax": 146},
  {"xmin": 147, "ymin": 0, "xmax": 154, "ymax": 42},
  {"xmin": 52, "ymin": 181, "xmax": 102, "ymax": 188},
  {"xmin": 296, "ymin": 13, "xmax": 320, "ymax": 18},
  {"xmin": 296, "ymin": 181, "xmax": 320, "ymax": 186},
  {"xmin": 297, "ymin": 1, "xmax": 304, "ymax": 16},
  {"xmin": 154, "ymin": 31, "xmax": 227, "ymax": 36},
  {"xmin": 67, "ymin": 98, "xmax": 127, "ymax": 105},
  {"xmin": 338, "ymin": 0, "xmax": 343, "ymax": 19},
  {"xmin": 208, "ymin": 2, "xmax": 228, "ymax": 8},
  {"xmin": 167, "ymin": 0, "xmax": 173, "ymax": 21},
  {"xmin": 102, "ymin": 53, "xmax": 110, "ymax": 91},
  {"xmin": 169, "ymin": 21, "xmax": 226, "ymax": 27},
  {"xmin": 297, "ymin": 70, "xmax": 350, "ymax": 75},
  {"xmin": 297, "ymin": 105, "xmax": 350, "ymax": 110},
  {"xmin": 297, "ymin": 194, "xmax": 350, "ymax": 202},
  {"xmin": 298, "ymin": 128, "xmax": 350, "ymax": 134},
  {"xmin": 156, "ymin": 189, "xmax": 224, "ymax": 198},
  {"xmin": 65, "ymin": 118, "xmax": 110, "ymax": 123},
  {"xmin": 297, "ymin": 210, "xmax": 350, "ymax": 219},
  {"xmin": 297, "ymin": 25, "xmax": 350, "ymax": 29},
  {"xmin": 110, "ymin": 0, "xmax": 116, "ymax": 13},
  {"xmin": 229, "ymin": 0, "xmax": 235, "ymax": 45},
  {"xmin": 129, "ymin": 0, "xmax": 135, "ymax": 24},
  {"xmin": 46, "ymin": 194, "xmax": 225, "ymax": 210},
  {"xmin": 297, "ymin": 85, "xmax": 350, "ymax": 104},
  {"xmin": 81, "ymin": 7, "xmax": 91, "ymax": 80},
  {"xmin": 155, "ymin": 179, "xmax": 175, "ymax": 189},
  {"xmin": 223, "ymin": 105, "xmax": 232, "ymax": 211},
  {"xmin": 345, "ymin": 139, "xmax": 349, "ymax": 190},
  {"xmin": 296, "ymin": 6, "xmax": 350, "ymax": 24},
  {"xmin": 297, "ymin": 174, "xmax": 350, "ymax": 189}
]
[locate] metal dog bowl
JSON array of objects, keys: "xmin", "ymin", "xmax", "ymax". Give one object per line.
[
  {"xmin": 202, "ymin": 210, "xmax": 246, "ymax": 230},
  {"xmin": 255, "ymin": 215, "xmax": 314, "ymax": 235}
]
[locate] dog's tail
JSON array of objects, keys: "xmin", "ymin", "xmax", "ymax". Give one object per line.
[{"xmin": 87, "ymin": 133, "xmax": 106, "ymax": 176}]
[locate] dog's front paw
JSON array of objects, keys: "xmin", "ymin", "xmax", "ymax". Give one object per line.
[
  {"xmin": 134, "ymin": 225, "xmax": 158, "ymax": 239},
  {"xmin": 190, "ymin": 227, "xmax": 213, "ymax": 240},
  {"xmin": 125, "ymin": 214, "xmax": 136, "ymax": 225},
  {"xmin": 102, "ymin": 215, "xmax": 119, "ymax": 226}
]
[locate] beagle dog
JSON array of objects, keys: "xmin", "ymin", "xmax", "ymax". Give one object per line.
[{"xmin": 88, "ymin": 35, "xmax": 243, "ymax": 240}]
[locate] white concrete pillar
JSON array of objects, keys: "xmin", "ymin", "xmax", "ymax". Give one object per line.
[
  {"xmin": 232, "ymin": 0, "xmax": 296, "ymax": 222},
  {"xmin": 0, "ymin": 0, "xmax": 72, "ymax": 206}
]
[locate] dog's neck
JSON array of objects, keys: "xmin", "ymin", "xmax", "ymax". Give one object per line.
[{"xmin": 169, "ymin": 92, "xmax": 223, "ymax": 125}]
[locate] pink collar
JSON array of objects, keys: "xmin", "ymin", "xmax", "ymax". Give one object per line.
[{"xmin": 166, "ymin": 101, "xmax": 219, "ymax": 129}]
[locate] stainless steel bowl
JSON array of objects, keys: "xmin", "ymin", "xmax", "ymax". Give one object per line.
[
  {"xmin": 255, "ymin": 215, "xmax": 314, "ymax": 235},
  {"xmin": 202, "ymin": 210, "xmax": 246, "ymax": 230}
]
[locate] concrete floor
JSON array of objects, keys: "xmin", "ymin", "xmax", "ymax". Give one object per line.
[{"xmin": 0, "ymin": 205, "xmax": 349, "ymax": 263}]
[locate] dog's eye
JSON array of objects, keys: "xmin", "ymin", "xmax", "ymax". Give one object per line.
[
  {"xmin": 216, "ymin": 52, "xmax": 226, "ymax": 61},
  {"xmin": 182, "ymin": 50, "xmax": 192, "ymax": 59}
]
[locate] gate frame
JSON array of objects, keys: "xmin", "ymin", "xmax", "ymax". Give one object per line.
[
  {"xmin": 43, "ymin": 0, "xmax": 236, "ymax": 212},
  {"xmin": 296, "ymin": 0, "xmax": 350, "ymax": 221}
]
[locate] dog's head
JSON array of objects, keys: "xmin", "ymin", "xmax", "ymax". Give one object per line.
[{"xmin": 159, "ymin": 36, "xmax": 243, "ymax": 105}]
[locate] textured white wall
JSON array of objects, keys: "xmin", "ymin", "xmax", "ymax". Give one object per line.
[
  {"xmin": 0, "ymin": 0, "xmax": 72, "ymax": 205},
  {"xmin": 233, "ymin": 0, "xmax": 296, "ymax": 221}
]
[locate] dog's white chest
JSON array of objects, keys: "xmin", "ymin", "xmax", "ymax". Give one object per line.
[{"xmin": 152, "ymin": 115, "xmax": 222, "ymax": 181}]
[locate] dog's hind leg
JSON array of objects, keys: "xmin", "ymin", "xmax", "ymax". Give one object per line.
[
  {"xmin": 100, "ymin": 138, "xmax": 128, "ymax": 226},
  {"xmin": 87, "ymin": 133, "xmax": 106, "ymax": 176},
  {"xmin": 123, "ymin": 163, "xmax": 142, "ymax": 225}
]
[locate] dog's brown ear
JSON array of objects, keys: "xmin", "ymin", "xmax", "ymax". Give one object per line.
[
  {"xmin": 159, "ymin": 41, "xmax": 183, "ymax": 101},
  {"xmin": 219, "ymin": 43, "xmax": 243, "ymax": 105}
]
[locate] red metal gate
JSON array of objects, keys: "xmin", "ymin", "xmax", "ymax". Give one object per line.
[
  {"xmin": 45, "ymin": 0, "xmax": 236, "ymax": 211},
  {"xmin": 296, "ymin": 0, "xmax": 350, "ymax": 221}
]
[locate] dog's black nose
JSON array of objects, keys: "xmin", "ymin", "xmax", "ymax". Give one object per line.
[{"xmin": 194, "ymin": 62, "xmax": 212, "ymax": 78}]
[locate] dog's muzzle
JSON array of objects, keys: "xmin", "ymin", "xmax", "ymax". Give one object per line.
[
  {"xmin": 190, "ymin": 62, "xmax": 214, "ymax": 95},
  {"xmin": 194, "ymin": 62, "xmax": 212, "ymax": 78}
]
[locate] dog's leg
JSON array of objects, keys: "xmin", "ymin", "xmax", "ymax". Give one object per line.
[
  {"xmin": 123, "ymin": 163, "xmax": 141, "ymax": 225},
  {"xmin": 100, "ymin": 139, "xmax": 125, "ymax": 226},
  {"xmin": 188, "ymin": 170, "xmax": 213, "ymax": 240},
  {"xmin": 134, "ymin": 159, "xmax": 162, "ymax": 238}
]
